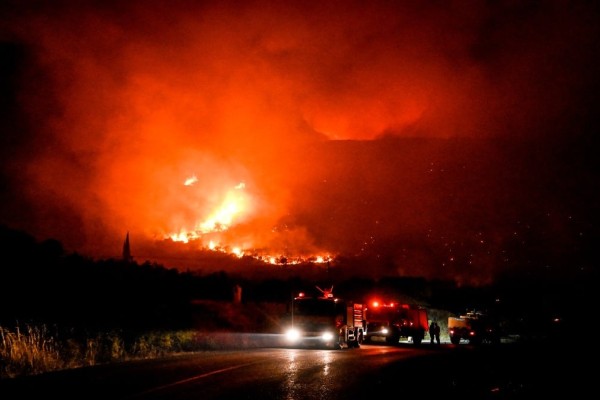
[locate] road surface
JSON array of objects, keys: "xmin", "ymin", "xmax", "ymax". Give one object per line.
[{"xmin": 0, "ymin": 341, "xmax": 590, "ymax": 399}]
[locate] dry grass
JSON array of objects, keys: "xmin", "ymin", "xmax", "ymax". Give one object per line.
[
  {"xmin": 0, "ymin": 324, "xmax": 240, "ymax": 379},
  {"xmin": 0, "ymin": 302, "xmax": 290, "ymax": 379},
  {"xmin": 0, "ymin": 324, "xmax": 62, "ymax": 378}
]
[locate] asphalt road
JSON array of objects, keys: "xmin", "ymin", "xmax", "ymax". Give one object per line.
[{"xmin": 0, "ymin": 340, "xmax": 590, "ymax": 399}]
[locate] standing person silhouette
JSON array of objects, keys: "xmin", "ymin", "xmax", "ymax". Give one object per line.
[
  {"xmin": 434, "ymin": 322, "xmax": 441, "ymax": 344},
  {"xmin": 429, "ymin": 321, "xmax": 436, "ymax": 344}
]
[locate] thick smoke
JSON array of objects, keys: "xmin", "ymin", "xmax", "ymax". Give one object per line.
[{"xmin": 1, "ymin": 0, "xmax": 598, "ymax": 284}]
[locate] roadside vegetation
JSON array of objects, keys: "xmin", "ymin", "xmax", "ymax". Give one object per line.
[
  {"xmin": 0, "ymin": 323, "xmax": 290, "ymax": 379},
  {"xmin": 0, "ymin": 324, "xmax": 200, "ymax": 379}
]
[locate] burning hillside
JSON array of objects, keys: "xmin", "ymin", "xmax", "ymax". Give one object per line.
[{"xmin": 0, "ymin": 1, "xmax": 597, "ymax": 285}]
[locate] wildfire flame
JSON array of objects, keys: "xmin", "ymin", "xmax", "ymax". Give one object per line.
[{"xmin": 166, "ymin": 177, "xmax": 332, "ymax": 265}]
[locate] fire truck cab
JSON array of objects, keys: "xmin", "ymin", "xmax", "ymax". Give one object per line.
[{"xmin": 284, "ymin": 287, "xmax": 365, "ymax": 349}]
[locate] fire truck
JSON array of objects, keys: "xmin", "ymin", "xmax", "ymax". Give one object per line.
[
  {"xmin": 283, "ymin": 286, "xmax": 365, "ymax": 349},
  {"xmin": 448, "ymin": 311, "xmax": 501, "ymax": 345},
  {"xmin": 363, "ymin": 301, "xmax": 428, "ymax": 345}
]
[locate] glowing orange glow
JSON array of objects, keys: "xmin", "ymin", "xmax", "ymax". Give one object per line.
[
  {"xmin": 1, "ymin": 1, "xmax": 594, "ymax": 285},
  {"xmin": 184, "ymin": 176, "xmax": 198, "ymax": 186},
  {"xmin": 161, "ymin": 179, "xmax": 334, "ymax": 264},
  {"xmin": 197, "ymin": 185, "xmax": 247, "ymax": 233}
]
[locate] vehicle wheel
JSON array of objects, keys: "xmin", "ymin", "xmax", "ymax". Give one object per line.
[
  {"xmin": 450, "ymin": 337, "xmax": 460, "ymax": 345},
  {"xmin": 330, "ymin": 341, "xmax": 343, "ymax": 350},
  {"xmin": 355, "ymin": 332, "xmax": 364, "ymax": 347}
]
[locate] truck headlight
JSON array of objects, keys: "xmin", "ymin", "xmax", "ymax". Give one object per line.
[
  {"xmin": 321, "ymin": 332, "xmax": 334, "ymax": 341},
  {"xmin": 286, "ymin": 328, "xmax": 301, "ymax": 342}
]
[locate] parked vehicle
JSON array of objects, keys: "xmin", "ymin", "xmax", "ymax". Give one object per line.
[
  {"xmin": 363, "ymin": 301, "xmax": 428, "ymax": 345},
  {"xmin": 284, "ymin": 286, "xmax": 365, "ymax": 349},
  {"xmin": 448, "ymin": 311, "xmax": 501, "ymax": 345}
]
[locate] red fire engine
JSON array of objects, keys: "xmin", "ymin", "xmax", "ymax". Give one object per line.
[
  {"xmin": 284, "ymin": 286, "xmax": 365, "ymax": 349},
  {"xmin": 363, "ymin": 300, "xmax": 429, "ymax": 345}
]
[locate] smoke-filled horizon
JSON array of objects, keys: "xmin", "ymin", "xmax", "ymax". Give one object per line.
[{"xmin": 1, "ymin": 0, "xmax": 598, "ymax": 285}]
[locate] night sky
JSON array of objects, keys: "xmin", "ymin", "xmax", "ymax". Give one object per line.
[{"xmin": 1, "ymin": 0, "xmax": 598, "ymax": 285}]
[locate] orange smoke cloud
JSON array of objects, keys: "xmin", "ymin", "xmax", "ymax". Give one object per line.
[{"xmin": 1, "ymin": 0, "xmax": 597, "ymax": 284}]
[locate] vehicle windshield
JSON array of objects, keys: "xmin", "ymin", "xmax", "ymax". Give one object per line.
[
  {"xmin": 293, "ymin": 298, "xmax": 342, "ymax": 316},
  {"xmin": 369, "ymin": 307, "xmax": 398, "ymax": 320}
]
